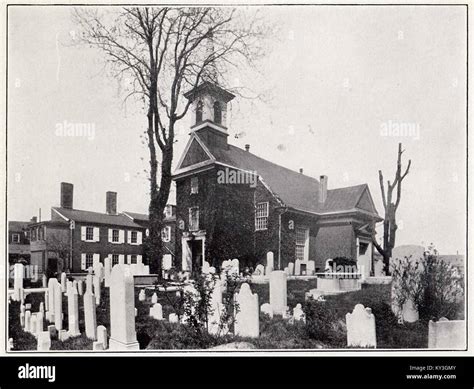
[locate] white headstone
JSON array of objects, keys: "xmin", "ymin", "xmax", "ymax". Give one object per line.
[
  {"xmin": 77, "ymin": 280, "xmax": 84, "ymax": 296},
  {"xmin": 288, "ymin": 262, "xmax": 295, "ymax": 276},
  {"xmin": 401, "ymin": 298, "xmax": 419, "ymax": 323},
  {"xmin": 39, "ymin": 302, "xmax": 44, "ymax": 315},
  {"xmin": 428, "ymin": 318, "xmax": 466, "ymax": 349},
  {"xmin": 292, "ymin": 303, "xmax": 305, "ymax": 323},
  {"xmin": 36, "ymin": 310, "xmax": 44, "ymax": 333},
  {"xmin": 138, "ymin": 289, "xmax": 146, "ymax": 302},
  {"xmin": 149, "ymin": 303, "xmax": 163, "ymax": 320},
  {"xmin": 37, "ymin": 331, "xmax": 51, "ymax": 351},
  {"xmin": 253, "ymin": 264, "xmax": 265, "ymax": 276},
  {"xmin": 86, "ymin": 274, "xmax": 93, "ymax": 294},
  {"xmin": 270, "ymin": 271, "xmax": 287, "ymax": 316},
  {"xmin": 13, "ymin": 263, "xmax": 24, "ymax": 301},
  {"xmin": 208, "ymin": 278, "xmax": 223, "ymax": 334},
  {"xmin": 151, "ymin": 292, "xmax": 158, "ymax": 304},
  {"xmin": 202, "ymin": 260, "xmax": 211, "ymax": 274},
  {"xmin": 93, "ymin": 275, "xmax": 101, "ymax": 305},
  {"xmin": 265, "ymin": 252, "xmax": 274, "ymax": 275},
  {"xmin": 58, "ymin": 329, "xmax": 70, "ymax": 342},
  {"xmin": 54, "ymin": 279, "xmax": 63, "ymax": 331},
  {"xmin": 30, "ymin": 314, "xmax": 38, "ymax": 337},
  {"xmin": 97, "ymin": 325, "xmax": 108, "ymax": 349},
  {"xmin": 42, "ymin": 274, "xmax": 47, "ymax": 288},
  {"xmin": 24, "ymin": 310, "xmax": 31, "ymax": 332},
  {"xmin": 163, "ymin": 254, "xmax": 172, "ymax": 271},
  {"xmin": 83, "ymin": 291, "xmax": 97, "ymax": 340},
  {"xmin": 294, "ymin": 259, "xmax": 302, "ymax": 276},
  {"xmin": 169, "ymin": 313, "xmax": 179, "ymax": 323},
  {"xmin": 104, "ymin": 257, "xmax": 112, "ymax": 287},
  {"xmin": 261, "ymin": 303, "xmax": 273, "ymax": 318},
  {"xmin": 235, "ymin": 283, "xmax": 259, "ymax": 338},
  {"xmin": 231, "ymin": 258, "xmax": 240, "ymax": 275},
  {"xmin": 67, "ymin": 288, "xmax": 80, "ymax": 337},
  {"xmin": 109, "ymin": 265, "xmax": 139, "ymax": 350},
  {"xmin": 346, "ymin": 304, "xmax": 377, "ymax": 348},
  {"xmin": 20, "ymin": 312, "xmax": 25, "ymax": 328},
  {"xmin": 60, "ymin": 272, "xmax": 67, "ymax": 293},
  {"xmin": 306, "ymin": 261, "xmax": 315, "ymax": 276}
]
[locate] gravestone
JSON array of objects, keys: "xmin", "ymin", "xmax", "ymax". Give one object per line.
[
  {"xmin": 260, "ymin": 303, "xmax": 273, "ymax": 318},
  {"xmin": 25, "ymin": 303, "xmax": 31, "ymax": 310},
  {"xmin": 346, "ymin": 304, "xmax": 377, "ymax": 348},
  {"xmin": 77, "ymin": 280, "xmax": 84, "ymax": 296},
  {"xmin": 306, "ymin": 261, "xmax": 315, "ymax": 276},
  {"xmin": 294, "ymin": 259, "xmax": 302, "ymax": 276},
  {"xmin": 234, "ymin": 283, "xmax": 259, "ymax": 338},
  {"xmin": 24, "ymin": 310, "xmax": 31, "ymax": 332},
  {"xmin": 208, "ymin": 278, "xmax": 223, "ymax": 335},
  {"xmin": 30, "ymin": 314, "xmax": 37, "ymax": 337},
  {"xmin": 47, "ymin": 325, "xmax": 57, "ymax": 339},
  {"xmin": 253, "ymin": 264, "xmax": 265, "ymax": 276},
  {"xmin": 67, "ymin": 288, "xmax": 80, "ymax": 337},
  {"xmin": 265, "ymin": 252, "xmax": 274, "ymax": 275},
  {"xmin": 39, "ymin": 302, "xmax": 44, "ymax": 315},
  {"xmin": 104, "ymin": 257, "xmax": 112, "ymax": 287},
  {"xmin": 36, "ymin": 310, "xmax": 44, "ymax": 333},
  {"xmin": 428, "ymin": 318, "xmax": 466, "ymax": 349},
  {"xmin": 163, "ymin": 254, "xmax": 172, "ymax": 271},
  {"xmin": 42, "ymin": 274, "xmax": 47, "ymax": 288},
  {"xmin": 202, "ymin": 260, "xmax": 211, "ymax": 274},
  {"xmin": 109, "ymin": 265, "xmax": 139, "ymax": 350},
  {"xmin": 58, "ymin": 330, "xmax": 69, "ymax": 342},
  {"xmin": 292, "ymin": 303, "xmax": 306, "ymax": 323},
  {"xmin": 138, "ymin": 289, "xmax": 146, "ymax": 302},
  {"xmin": 288, "ymin": 262, "xmax": 295, "ymax": 276},
  {"xmin": 231, "ymin": 258, "xmax": 240, "ymax": 275},
  {"xmin": 270, "ymin": 271, "xmax": 287, "ymax": 316},
  {"xmin": 93, "ymin": 325, "xmax": 108, "ymax": 350},
  {"xmin": 169, "ymin": 313, "xmax": 179, "ymax": 323},
  {"xmin": 37, "ymin": 331, "xmax": 51, "ymax": 351},
  {"xmin": 86, "ymin": 274, "xmax": 93, "ymax": 294},
  {"xmin": 20, "ymin": 312, "xmax": 25, "ymax": 328},
  {"xmin": 54, "ymin": 280, "xmax": 63, "ymax": 331},
  {"xmin": 149, "ymin": 303, "xmax": 163, "ymax": 320},
  {"xmin": 83, "ymin": 291, "xmax": 97, "ymax": 340},
  {"xmin": 151, "ymin": 292, "xmax": 158, "ymax": 304},
  {"xmin": 60, "ymin": 272, "xmax": 67, "ymax": 293},
  {"xmin": 13, "ymin": 263, "xmax": 24, "ymax": 301},
  {"xmin": 93, "ymin": 275, "xmax": 101, "ymax": 305}
]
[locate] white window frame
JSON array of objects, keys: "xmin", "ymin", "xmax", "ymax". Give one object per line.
[
  {"xmin": 161, "ymin": 226, "xmax": 171, "ymax": 242},
  {"xmin": 112, "ymin": 254, "xmax": 119, "ymax": 266},
  {"xmin": 295, "ymin": 226, "xmax": 309, "ymax": 262},
  {"xmin": 255, "ymin": 202, "xmax": 269, "ymax": 231},
  {"xmin": 85, "ymin": 226, "xmax": 94, "ymax": 241},
  {"xmin": 85, "ymin": 253, "xmax": 94, "ymax": 269},
  {"xmin": 190, "ymin": 176, "xmax": 199, "ymax": 194},
  {"xmin": 131, "ymin": 230, "xmax": 138, "ymax": 244},
  {"xmin": 12, "ymin": 233, "xmax": 20, "ymax": 243},
  {"xmin": 189, "ymin": 207, "xmax": 199, "ymax": 232}
]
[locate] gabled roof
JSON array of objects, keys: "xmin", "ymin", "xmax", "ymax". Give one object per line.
[
  {"xmin": 174, "ymin": 133, "xmax": 380, "ymax": 218},
  {"xmin": 52, "ymin": 207, "xmax": 143, "ymax": 228},
  {"xmin": 9, "ymin": 221, "xmax": 31, "ymax": 232}
]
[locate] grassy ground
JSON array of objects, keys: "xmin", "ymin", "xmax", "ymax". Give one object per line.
[{"xmin": 9, "ymin": 279, "xmax": 439, "ymax": 350}]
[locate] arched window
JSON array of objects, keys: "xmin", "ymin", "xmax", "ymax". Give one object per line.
[
  {"xmin": 213, "ymin": 101, "xmax": 222, "ymax": 124},
  {"xmin": 196, "ymin": 100, "xmax": 203, "ymax": 124}
]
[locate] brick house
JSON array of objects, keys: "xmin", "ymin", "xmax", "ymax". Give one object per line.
[
  {"xmin": 8, "ymin": 221, "xmax": 31, "ymax": 264},
  {"xmin": 172, "ymin": 81, "xmax": 382, "ymax": 276},
  {"xmin": 29, "ymin": 183, "xmax": 146, "ymax": 275}
]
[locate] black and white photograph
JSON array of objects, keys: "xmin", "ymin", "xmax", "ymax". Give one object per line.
[{"xmin": 2, "ymin": 1, "xmax": 471, "ymax": 377}]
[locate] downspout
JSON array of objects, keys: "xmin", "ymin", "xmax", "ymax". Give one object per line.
[{"xmin": 278, "ymin": 207, "xmax": 289, "ymax": 270}]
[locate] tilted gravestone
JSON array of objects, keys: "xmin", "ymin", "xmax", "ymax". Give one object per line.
[
  {"xmin": 428, "ymin": 318, "xmax": 466, "ymax": 349},
  {"xmin": 83, "ymin": 290, "xmax": 97, "ymax": 340},
  {"xmin": 270, "ymin": 271, "xmax": 287, "ymax": 316}
]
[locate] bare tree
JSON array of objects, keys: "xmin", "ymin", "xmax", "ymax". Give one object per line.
[
  {"xmin": 45, "ymin": 234, "xmax": 71, "ymax": 274},
  {"xmin": 372, "ymin": 142, "xmax": 411, "ymax": 274},
  {"xmin": 74, "ymin": 7, "xmax": 266, "ymax": 274}
]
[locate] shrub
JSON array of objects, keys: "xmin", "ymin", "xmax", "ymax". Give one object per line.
[{"xmin": 303, "ymin": 299, "xmax": 346, "ymax": 347}]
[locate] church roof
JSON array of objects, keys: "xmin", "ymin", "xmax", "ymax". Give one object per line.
[
  {"xmin": 183, "ymin": 81, "xmax": 235, "ymax": 102},
  {"xmin": 174, "ymin": 133, "xmax": 380, "ymax": 218}
]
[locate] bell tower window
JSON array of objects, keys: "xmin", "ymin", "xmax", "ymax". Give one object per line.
[
  {"xmin": 196, "ymin": 100, "xmax": 203, "ymax": 124},
  {"xmin": 213, "ymin": 101, "xmax": 222, "ymax": 124}
]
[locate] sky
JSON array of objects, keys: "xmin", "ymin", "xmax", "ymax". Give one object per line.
[{"xmin": 7, "ymin": 5, "xmax": 467, "ymax": 254}]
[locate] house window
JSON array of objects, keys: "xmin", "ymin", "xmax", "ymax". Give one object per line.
[
  {"xmin": 359, "ymin": 242, "xmax": 369, "ymax": 256},
  {"xmin": 295, "ymin": 227, "xmax": 307, "ymax": 262},
  {"xmin": 189, "ymin": 207, "xmax": 199, "ymax": 231},
  {"xmin": 112, "ymin": 254, "xmax": 119, "ymax": 266},
  {"xmin": 86, "ymin": 227, "xmax": 94, "ymax": 241},
  {"xmin": 196, "ymin": 100, "xmax": 203, "ymax": 124},
  {"xmin": 131, "ymin": 231, "xmax": 138, "ymax": 244},
  {"xmin": 112, "ymin": 229, "xmax": 119, "ymax": 243},
  {"xmin": 191, "ymin": 176, "xmax": 199, "ymax": 194},
  {"xmin": 38, "ymin": 226, "xmax": 44, "ymax": 241},
  {"xmin": 130, "ymin": 254, "xmax": 137, "ymax": 264},
  {"xmin": 11, "ymin": 233, "xmax": 20, "ymax": 243},
  {"xmin": 255, "ymin": 202, "xmax": 269, "ymax": 231},
  {"xmin": 86, "ymin": 253, "xmax": 94, "ymax": 269},
  {"xmin": 31, "ymin": 228, "xmax": 37, "ymax": 241},
  {"xmin": 213, "ymin": 101, "xmax": 222, "ymax": 124},
  {"xmin": 161, "ymin": 226, "xmax": 171, "ymax": 242}
]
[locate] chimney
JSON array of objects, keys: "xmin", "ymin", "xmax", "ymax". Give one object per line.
[
  {"xmin": 299, "ymin": 168, "xmax": 303, "ymax": 174},
  {"xmin": 106, "ymin": 191, "xmax": 117, "ymax": 215},
  {"xmin": 30, "ymin": 216, "xmax": 37, "ymax": 223},
  {"xmin": 245, "ymin": 144, "xmax": 250, "ymax": 152},
  {"xmin": 319, "ymin": 175, "xmax": 328, "ymax": 204},
  {"xmin": 60, "ymin": 182, "xmax": 73, "ymax": 209}
]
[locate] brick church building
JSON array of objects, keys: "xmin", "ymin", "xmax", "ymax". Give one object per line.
[{"xmin": 172, "ymin": 81, "xmax": 382, "ymax": 276}]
